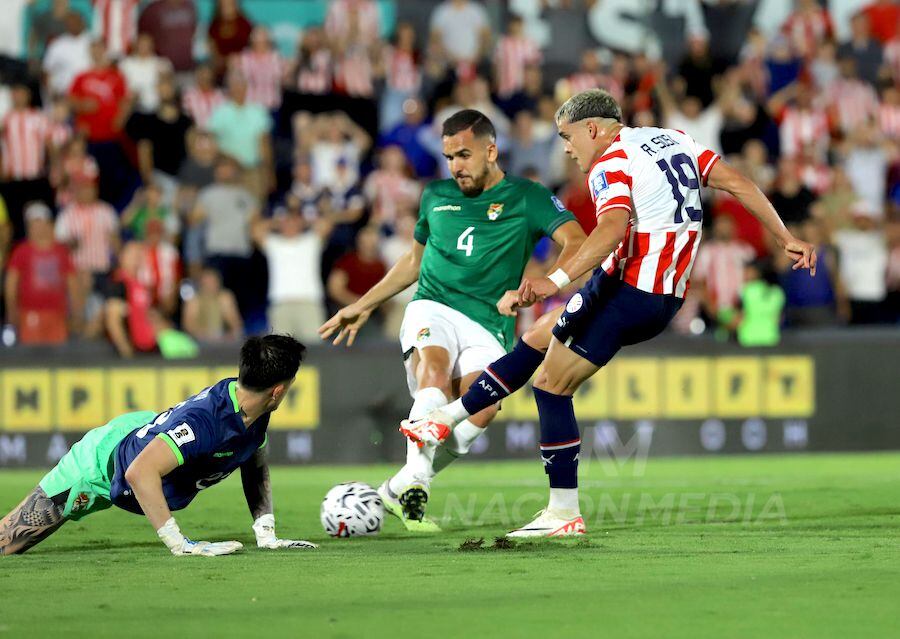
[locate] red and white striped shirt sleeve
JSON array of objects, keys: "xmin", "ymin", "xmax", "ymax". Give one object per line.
[{"xmin": 588, "ymin": 146, "xmax": 632, "ymax": 218}]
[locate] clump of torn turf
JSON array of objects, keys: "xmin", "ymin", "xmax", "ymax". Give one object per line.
[
  {"xmin": 492, "ymin": 537, "xmax": 517, "ymax": 550},
  {"xmin": 458, "ymin": 538, "xmax": 485, "ymax": 551}
]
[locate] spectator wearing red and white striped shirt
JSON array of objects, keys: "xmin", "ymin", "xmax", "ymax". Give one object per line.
[
  {"xmin": 693, "ymin": 214, "xmax": 755, "ymax": 315},
  {"xmin": 1, "ymin": 86, "xmax": 52, "ymax": 182},
  {"xmin": 140, "ymin": 218, "xmax": 181, "ymax": 315},
  {"xmin": 363, "ymin": 145, "xmax": 421, "ymax": 231},
  {"xmin": 781, "ymin": 0, "xmax": 833, "ymax": 59},
  {"xmin": 232, "ymin": 27, "xmax": 286, "ymax": 111},
  {"xmin": 52, "ymin": 135, "xmax": 100, "ymax": 208},
  {"xmin": 293, "ymin": 27, "xmax": 333, "ymax": 96},
  {"xmin": 768, "ymin": 82, "xmax": 831, "ymax": 160},
  {"xmin": 334, "ymin": 45, "xmax": 374, "ymax": 99},
  {"xmin": 879, "ymin": 84, "xmax": 900, "ymax": 139},
  {"xmin": 54, "ymin": 180, "xmax": 119, "ymax": 276},
  {"xmin": 378, "ymin": 22, "xmax": 421, "ymax": 132},
  {"xmin": 92, "ymin": 0, "xmax": 139, "ymax": 59},
  {"xmin": 884, "ymin": 35, "xmax": 900, "ymax": 84},
  {"xmin": 47, "ymin": 98, "xmax": 74, "ymax": 152},
  {"xmin": 325, "ymin": 0, "xmax": 381, "ymax": 49},
  {"xmin": 0, "ymin": 84, "xmax": 56, "ymax": 240},
  {"xmin": 555, "ymin": 51, "xmax": 624, "ymax": 104},
  {"xmin": 825, "ymin": 56, "xmax": 878, "ymax": 135},
  {"xmin": 182, "ymin": 64, "xmax": 226, "ymax": 129},
  {"xmin": 494, "ymin": 16, "xmax": 542, "ymax": 99}
]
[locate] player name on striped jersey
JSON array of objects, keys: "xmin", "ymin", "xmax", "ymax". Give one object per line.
[{"xmin": 591, "ymin": 127, "xmax": 720, "ymax": 299}]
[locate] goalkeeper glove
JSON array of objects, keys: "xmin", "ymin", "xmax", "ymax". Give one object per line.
[
  {"xmin": 252, "ymin": 514, "xmax": 318, "ymax": 549},
  {"xmin": 157, "ymin": 517, "xmax": 243, "ymax": 556}
]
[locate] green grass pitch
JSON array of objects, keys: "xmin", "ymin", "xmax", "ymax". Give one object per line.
[{"xmin": 1, "ymin": 453, "xmax": 899, "ymax": 638}]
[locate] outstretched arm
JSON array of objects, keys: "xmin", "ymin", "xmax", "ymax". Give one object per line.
[
  {"xmin": 125, "ymin": 438, "xmax": 242, "ymax": 556},
  {"xmin": 319, "ymin": 241, "xmax": 425, "ymax": 346},
  {"xmin": 240, "ymin": 446, "xmax": 272, "ymax": 520},
  {"xmin": 498, "ymin": 220, "xmax": 586, "ymax": 316},
  {"xmin": 242, "ymin": 445, "xmax": 317, "ymax": 550},
  {"xmin": 519, "ymin": 209, "xmax": 630, "ymax": 304},
  {"xmin": 706, "ymin": 158, "xmax": 816, "ymax": 275}
]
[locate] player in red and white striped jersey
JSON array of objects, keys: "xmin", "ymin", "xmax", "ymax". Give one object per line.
[
  {"xmin": 401, "ymin": 88, "xmax": 817, "ymax": 538},
  {"xmin": 182, "ymin": 65, "xmax": 226, "ymax": 129},
  {"xmin": 92, "ymin": 0, "xmax": 139, "ymax": 59},
  {"xmin": 494, "ymin": 16, "xmax": 542, "ymax": 98},
  {"xmin": 232, "ymin": 27, "xmax": 286, "ymax": 110}
]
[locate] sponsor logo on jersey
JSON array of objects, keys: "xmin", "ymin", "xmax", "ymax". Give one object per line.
[
  {"xmin": 213, "ymin": 451, "xmax": 234, "ymax": 458},
  {"xmin": 433, "ymin": 204, "xmax": 461, "ymax": 212},
  {"xmin": 487, "ymin": 203, "xmax": 504, "ymax": 220},
  {"xmin": 71, "ymin": 491, "xmax": 90, "ymax": 512},
  {"xmin": 167, "ymin": 423, "xmax": 196, "ymax": 447},
  {"xmin": 551, "ymin": 195, "xmax": 567, "ymax": 212},
  {"xmin": 417, "ymin": 327, "xmax": 431, "ymax": 341},
  {"xmin": 590, "ymin": 171, "xmax": 609, "ymax": 198},
  {"xmin": 566, "ymin": 293, "xmax": 584, "ymax": 314}
]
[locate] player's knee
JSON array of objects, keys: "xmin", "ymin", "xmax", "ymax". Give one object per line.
[
  {"xmin": 533, "ymin": 371, "xmax": 576, "ymax": 396},
  {"xmin": 416, "ymin": 361, "xmax": 452, "ymax": 396},
  {"xmin": 522, "ymin": 313, "xmax": 557, "ymax": 353}
]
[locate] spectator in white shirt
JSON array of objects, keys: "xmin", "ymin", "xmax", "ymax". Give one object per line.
[
  {"xmin": 429, "ymin": 0, "xmax": 492, "ymax": 64},
  {"xmin": 834, "ymin": 201, "xmax": 889, "ymax": 325},
  {"xmin": 119, "ymin": 33, "xmax": 173, "ymax": 113},
  {"xmin": 42, "ymin": 11, "xmax": 92, "ymax": 96},
  {"xmin": 252, "ymin": 208, "xmax": 332, "ymax": 342}
]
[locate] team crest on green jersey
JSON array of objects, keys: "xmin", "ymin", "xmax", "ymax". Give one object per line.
[{"xmin": 487, "ymin": 203, "xmax": 504, "ymax": 220}]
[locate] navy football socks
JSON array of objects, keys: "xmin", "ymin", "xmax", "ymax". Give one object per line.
[
  {"xmin": 460, "ymin": 339, "xmax": 545, "ymax": 416},
  {"xmin": 533, "ymin": 387, "xmax": 581, "ymax": 489}
]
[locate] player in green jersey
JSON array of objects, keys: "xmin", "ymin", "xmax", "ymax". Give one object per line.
[{"xmin": 319, "ymin": 110, "xmax": 585, "ymax": 531}]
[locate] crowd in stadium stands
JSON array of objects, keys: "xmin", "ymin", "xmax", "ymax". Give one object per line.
[{"xmin": 0, "ymin": 0, "xmax": 899, "ymax": 356}]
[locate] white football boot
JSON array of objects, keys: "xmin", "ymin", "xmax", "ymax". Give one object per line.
[
  {"xmin": 398, "ymin": 409, "xmax": 454, "ymax": 447},
  {"xmin": 506, "ymin": 509, "xmax": 586, "ymax": 538}
]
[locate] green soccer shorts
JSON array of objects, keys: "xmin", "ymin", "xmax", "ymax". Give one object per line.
[{"xmin": 38, "ymin": 411, "xmax": 156, "ymax": 521}]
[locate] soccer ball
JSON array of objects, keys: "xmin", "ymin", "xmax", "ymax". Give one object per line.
[{"xmin": 320, "ymin": 482, "xmax": 384, "ymax": 537}]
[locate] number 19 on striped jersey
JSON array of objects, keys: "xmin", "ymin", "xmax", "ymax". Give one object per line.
[{"xmin": 656, "ymin": 153, "xmax": 703, "ymax": 224}]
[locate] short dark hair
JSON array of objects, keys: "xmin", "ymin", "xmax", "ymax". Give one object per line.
[
  {"xmin": 441, "ymin": 109, "xmax": 496, "ymax": 140},
  {"xmin": 239, "ymin": 334, "xmax": 307, "ymax": 391}
]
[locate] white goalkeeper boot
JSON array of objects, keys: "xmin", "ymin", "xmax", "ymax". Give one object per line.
[{"xmin": 506, "ymin": 509, "xmax": 586, "ymax": 538}]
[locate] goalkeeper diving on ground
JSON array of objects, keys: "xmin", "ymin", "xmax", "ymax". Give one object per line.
[{"xmin": 0, "ymin": 334, "xmax": 316, "ymax": 556}]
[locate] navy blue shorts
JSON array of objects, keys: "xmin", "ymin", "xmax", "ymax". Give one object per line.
[{"xmin": 551, "ymin": 271, "xmax": 684, "ymax": 368}]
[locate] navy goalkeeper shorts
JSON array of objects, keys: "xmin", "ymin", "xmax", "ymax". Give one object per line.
[{"xmin": 551, "ymin": 270, "xmax": 684, "ymax": 368}]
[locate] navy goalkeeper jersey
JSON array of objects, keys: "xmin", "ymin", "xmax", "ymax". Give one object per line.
[{"xmin": 110, "ymin": 378, "xmax": 269, "ymax": 514}]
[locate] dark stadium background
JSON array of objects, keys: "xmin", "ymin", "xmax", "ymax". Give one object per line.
[{"xmin": 0, "ymin": 0, "xmax": 897, "ymax": 468}]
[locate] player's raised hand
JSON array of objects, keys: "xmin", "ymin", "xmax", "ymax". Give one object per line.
[
  {"xmin": 496, "ymin": 290, "xmax": 522, "ymax": 316},
  {"xmin": 783, "ymin": 237, "xmax": 817, "ymax": 276},
  {"xmin": 252, "ymin": 514, "xmax": 318, "ymax": 550},
  {"xmin": 318, "ymin": 305, "xmax": 372, "ymax": 346}
]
